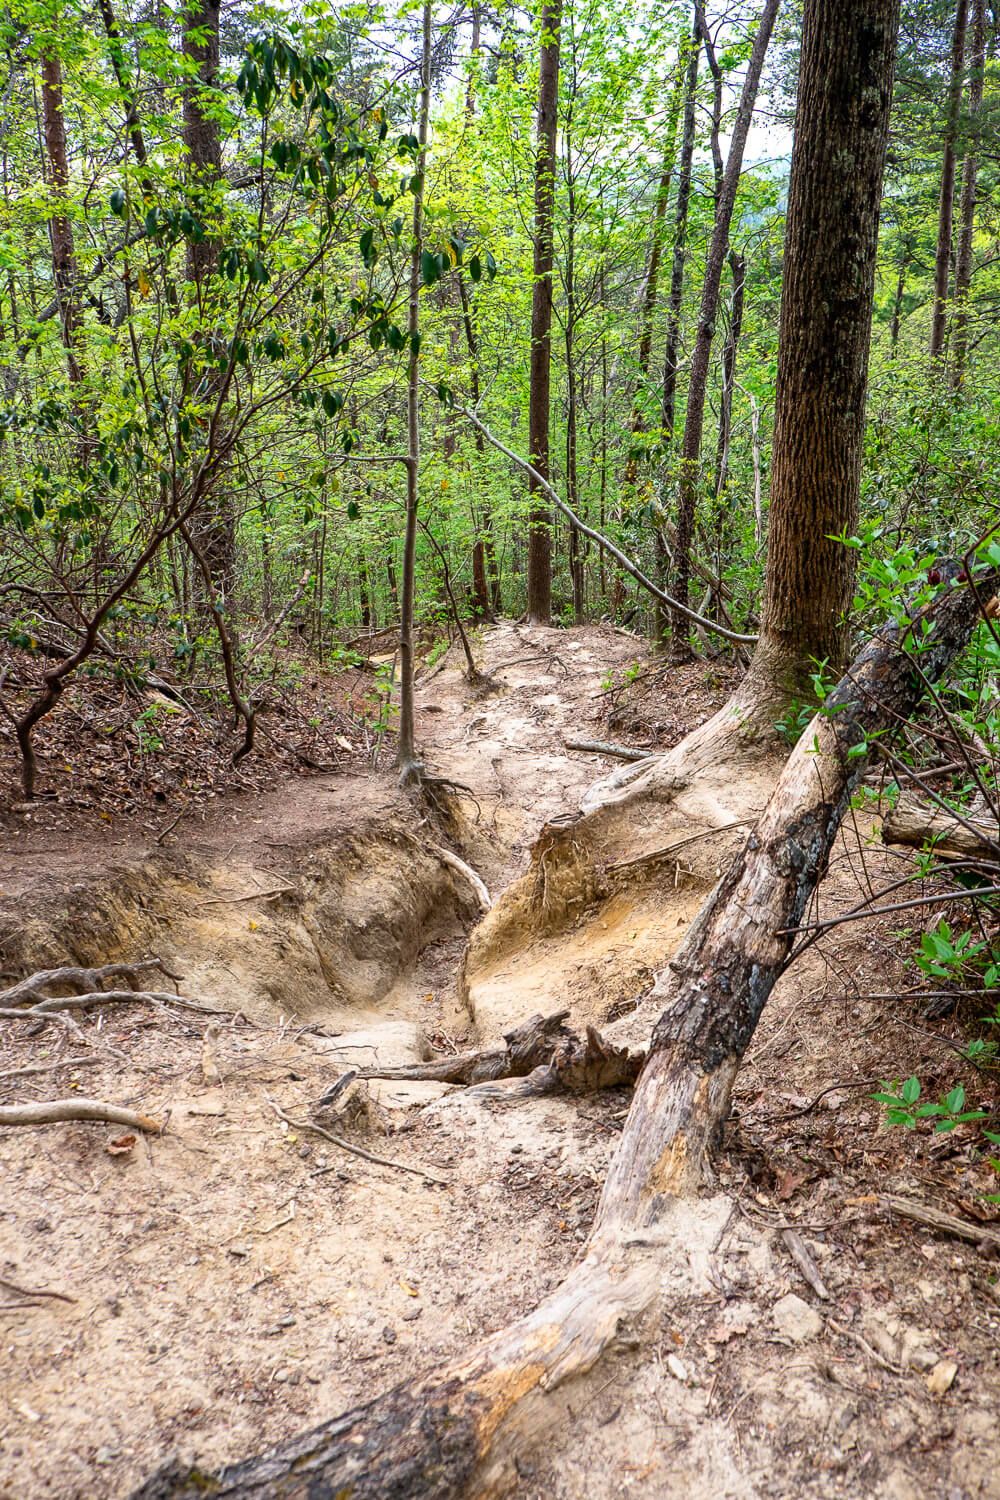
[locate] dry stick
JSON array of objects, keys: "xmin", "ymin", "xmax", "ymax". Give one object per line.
[
  {"xmin": 0, "ymin": 1056, "xmax": 101, "ymax": 1080},
  {"xmin": 0, "ymin": 1276, "xmax": 76, "ymax": 1303},
  {"xmin": 264, "ymin": 1098, "xmax": 449, "ymax": 1186},
  {"xmin": 605, "ymin": 818, "xmax": 756, "ymax": 873},
  {"xmin": 0, "ymin": 1098, "xmax": 162, "ymax": 1131},
  {"xmin": 194, "ymin": 886, "xmax": 295, "ymax": 909},
  {"xmin": 881, "ymin": 1194, "xmax": 1000, "ymax": 1252},
  {"xmin": 781, "ymin": 1229, "xmax": 829, "ymax": 1301},
  {"xmin": 564, "ymin": 738, "xmax": 651, "ymax": 762},
  {"xmin": 440, "ymin": 394, "xmax": 758, "ymax": 647}
]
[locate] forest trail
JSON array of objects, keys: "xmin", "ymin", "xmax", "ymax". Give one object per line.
[{"xmin": 1, "ymin": 624, "xmax": 998, "ymax": 1500}]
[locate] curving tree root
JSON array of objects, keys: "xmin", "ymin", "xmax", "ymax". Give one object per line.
[{"xmin": 132, "ymin": 578, "xmax": 997, "ymax": 1500}]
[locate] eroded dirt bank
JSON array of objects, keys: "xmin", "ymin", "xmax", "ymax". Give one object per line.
[{"xmin": 1, "ymin": 624, "xmax": 998, "ymax": 1500}]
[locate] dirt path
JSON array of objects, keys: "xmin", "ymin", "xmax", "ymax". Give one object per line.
[{"xmin": 0, "ymin": 625, "xmax": 998, "ymax": 1500}]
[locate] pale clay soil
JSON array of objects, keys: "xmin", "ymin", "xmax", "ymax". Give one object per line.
[{"xmin": 0, "ymin": 622, "xmax": 997, "ymax": 1500}]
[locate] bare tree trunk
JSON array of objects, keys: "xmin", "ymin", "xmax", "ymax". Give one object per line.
[
  {"xmin": 950, "ymin": 0, "xmax": 985, "ymax": 388},
  {"xmin": 742, "ymin": 0, "xmax": 900, "ymax": 709},
  {"xmin": 929, "ymin": 0, "xmax": 968, "ymax": 360},
  {"xmin": 183, "ymin": 0, "xmax": 235, "ymax": 606},
  {"xmin": 397, "ymin": 0, "xmax": 432, "ymax": 782},
  {"xmin": 712, "ymin": 251, "xmax": 745, "ymax": 505},
  {"xmin": 526, "ymin": 0, "xmax": 561, "ymax": 625},
  {"xmin": 39, "ymin": 52, "xmax": 82, "ymax": 389},
  {"xmin": 564, "ymin": 113, "xmax": 584, "ymax": 623},
  {"xmin": 655, "ymin": 18, "xmax": 700, "ymax": 643},
  {"xmin": 670, "ymin": 0, "xmax": 779, "ymax": 657}
]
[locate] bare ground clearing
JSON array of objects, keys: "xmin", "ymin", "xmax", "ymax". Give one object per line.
[{"xmin": 0, "ymin": 624, "xmax": 997, "ymax": 1500}]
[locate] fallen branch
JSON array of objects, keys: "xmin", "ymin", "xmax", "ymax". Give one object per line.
[
  {"xmin": 882, "ymin": 1193, "xmax": 1000, "ymax": 1251},
  {"xmin": 0, "ymin": 1098, "xmax": 162, "ymax": 1132},
  {"xmin": 133, "ymin": 575, "xmax": 994, "ymax": 1499},
  {"xmin": 605, "ymin": 819, "xmax": 756, "ymax": 874},
  {"xmin": 441, "ymin": 393, "xmax": 758, "ymax": 648},
  {"xmin": 881, "ymin": 792, "xmax": 999, "ymax": 862},
  {"xmin": 265, "ymin": 1098, "xmax": 449, "ymax": 1186},
  {"xmin": 565, "ymin": 738, "xmax": 652, "ymax": 762}
]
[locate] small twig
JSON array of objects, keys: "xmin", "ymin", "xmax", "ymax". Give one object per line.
[
  {"xmin": 264, "ymin": 1097, "xmax": 449, "ymax": 1185},
  {"xmin": 155, "ymin": 807, "xmax": 189, "ymax": 845},
  {"xmin": 781, "ymin": 1229, "xmax": 829, "ymax": 1300},
  {"xmin": 827, "ymin": 1318, "xmax": 903, "ymax": 1376},
  {"xmin": 194, "ymin": 886, "xmax": 296, "ymax": 908},
  {"xmin": 606, "ymin": 819, "xmax": 756, "ymax": 874},
  {"xmin": 756, "ymin": 1078, "xmax": 883, "ymax": 1124},
  {"xmin": 0, "ymin": 1056, "xmax": 100, "ymax": 1080},
  {"xmin": 0, "ymin": 1098, "xmax": 162, "ymax": 1132},
  {"xmin": 0, "ymin": 1276, "xmax": 76, "ymax": 1304}
]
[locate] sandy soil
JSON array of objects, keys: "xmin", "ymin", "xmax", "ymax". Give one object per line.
[{"xmin": 0, "ymin": 623, "xmax": 998, "ymax": 1500}]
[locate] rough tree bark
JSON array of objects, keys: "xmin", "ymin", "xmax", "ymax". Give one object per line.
[
  {"xmin": 736, "ymin": 0, "xmax": 901, "ymax": 712},
  {"xmin": 950, "ymin": 0, "xmax": 985, "ymax": 388},
  {"xmin": 653, "ymin": 18, "xmax": 700, "ymax": 642},
  {"xmin": 670, "ymin": 0, "xmax": 779, "ymax": 656},
  {"xmin": 39, "ymin": 49, "xmax": 83, "ymax": 388},
  {"xmin": 929, "ymin": 0, "xmax": 968, "ymax": 360},
  {"xmin": 525, "ymin": 0, "xmax": 561, "ymax": 625},
  {"xmin": 396, "ymin": 0, "xmax": 432, "ymax": 782},
  {"xmin": 133, "ymin": 572, "xmax": 995, "ymax": 1500}
]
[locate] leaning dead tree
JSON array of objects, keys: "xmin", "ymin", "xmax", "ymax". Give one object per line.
[{"xmin": 134, "ymin": 575, "xmax": 996, "ymax": 1500}]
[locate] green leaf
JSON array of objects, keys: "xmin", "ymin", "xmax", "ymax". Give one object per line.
[
  {"xmin": 110, "ymin": 187, "xmax": 127, "ymax": 217},
  {"xmin": 901, "ymin": 1075, "xmax": 921, "ymax": 1105},
  {"xmin": 420, "ymin": 249, "xmax": 439, "ymax": 286}
]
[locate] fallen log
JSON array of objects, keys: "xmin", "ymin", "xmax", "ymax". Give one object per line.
[
  {"xmin": 133, "ymin": 573, "xmax": 996, "ymax": 1500},
  {"xmin": 881, "ymin": 791, "xmax": 999, "ymax": 862}
]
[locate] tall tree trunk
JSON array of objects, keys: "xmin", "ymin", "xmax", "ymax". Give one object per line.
[
  {"xmin": 742, "ymin": 0, "xmax": 900, "ymax": 710},
  {"xmin": 526, "ymin": 0, "xmax": 561, "ymax": 626},
  {"xmin": 97, "ymin": 0, "xmax": 150, "ymax": 173},
  {"xmin": 654, "ymin": 19, "xmax": 700, "ymax": 642},
  {"xmin": 889, "ymin": 257, "xmax": 908, "ymax": 357},
  {"xmin": 397, "ymin": 0, "xmax": 432, "ymax": 781},
  {"xmin": 929, "ymin": 0, "xmax": 968, "ymax": 360},
  {"xmin": 950, "ymin": 0, "xmax": 985, "ymax": 388},
  {"xmin": 712, "ymin": 251, "xmax": 745, "ymax": 505},
  {"xmin": 39, "ymin": 52, "xmax": 83, "ymax": 389},
  {"xmin": 460, "ymin": 27, "xmax": 499, "ymax": 619},
  {"xmin": 564, "ymin": 113, "xmax": 584, "ymax": 623},
  {"xmin": 670, "ymin": 0, "xmax": 779, "ymax": 657},
  {"xmin": 621, "ymin": 51, "xmax": 686, "ymax": 486},
  {"xmin": 183, "ymin": 0, "xmax": 235, "ymax": 605}
]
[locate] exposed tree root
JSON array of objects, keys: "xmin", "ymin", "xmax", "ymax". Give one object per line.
[
  {"xmin": 317, "ymin": 1009, "xmax": 643, "ymax": 1102},
  {"xmin": 133, "ymin": 578, "xmax": 995, "ymax": 1500}
]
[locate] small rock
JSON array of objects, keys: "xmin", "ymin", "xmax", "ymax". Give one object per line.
[
  {"xmin": 278, "ymin": 1315, "xmax": 296, "ymax": 1328},
  {"xmin": 926, "ymin": 1359, "xmax": 958, "ymax": 1396},
  {"xmin": 228, "ymin": 1243, "xmax": 251, "ymax": 1259},
  {"xmin": 665, "ymin": 1353, "xmax": 689, "ymax": 1383},
  {"xmin": 382, "ymin": 1326, "xmax": 397, "ymax": 1345},
  {"xmin": 95, "ymin": 1447, "xmax": 118, "ymax": 1466},
  {"xmin": 274, "ymin": 1368, "xmax": 290, "ymax": 1384},
  {"xmin": 772, "ymin": 1292, "xmax": 823, "ymax": 1343},
  {"xmin": 401, "ymin": 1306, "xmax": 422, "ymax": 1322}
]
